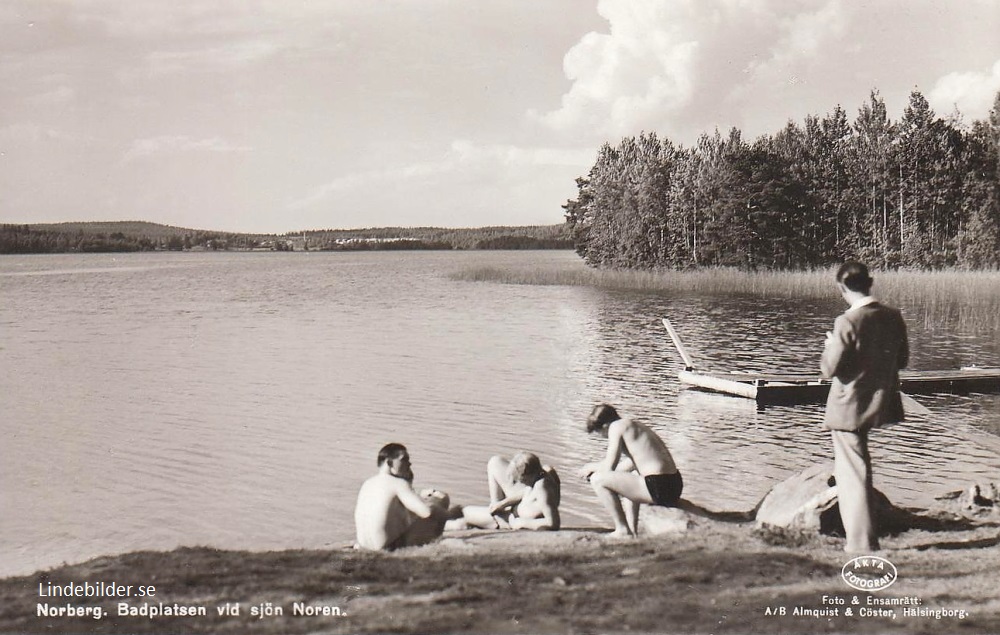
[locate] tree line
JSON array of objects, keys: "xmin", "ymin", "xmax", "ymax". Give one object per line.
[
  {"xmin": 303, "ymin": 224, "xmax": 572, "ymax": 251},
  {"xmin": 564, "ymin": 89, "xmax": 1000, "ymax": 270},
  {"xmin": 0, "ymin": 225, "xmax": 261, "ymax": 253},
  {"xmin": 0, "ymin": 222, "xmax": 573, "ymax": 254}
]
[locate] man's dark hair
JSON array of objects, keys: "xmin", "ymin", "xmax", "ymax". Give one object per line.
[
  {"xmin": 586, "ymin": 403, "xmax": 620, "ymax": 433},
  {"xmin": 835, "ymin": 261, "xmax": 873, "ymax": 293},
  {"xmin": 377, "ymin": 443, "xmax": 408, "ymax": 467}
]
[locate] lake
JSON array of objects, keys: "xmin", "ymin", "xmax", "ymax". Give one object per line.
[{"xmin": 2, "ymin": 250, "xmax": 999, "ymax": 577}]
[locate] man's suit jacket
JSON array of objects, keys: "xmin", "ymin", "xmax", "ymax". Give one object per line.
[{"xmin": 821, "ymin": 301, "xmax": 909, "ymax": 432}]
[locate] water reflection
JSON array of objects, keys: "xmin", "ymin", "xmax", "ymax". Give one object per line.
[
  {"xmin": 573, "ymin": 287, "xmax": 1000, "ymax": 514},
  {"xmin": 1, "ymin": 251, "xmax": 998, "ymax": 577}
]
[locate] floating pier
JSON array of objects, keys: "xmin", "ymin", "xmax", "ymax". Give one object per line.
[{"xmin": 662, "ymin": 318, "xmax": 1000, "ymax": 405}]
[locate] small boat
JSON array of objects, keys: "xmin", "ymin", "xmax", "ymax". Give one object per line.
[{"xmin": 662, "ymin": 318, "xmax": 1000, "ymax": 405}]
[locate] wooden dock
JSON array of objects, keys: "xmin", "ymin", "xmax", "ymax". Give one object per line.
[
  {"xmin": 677, "ymin": 367, "xmax": 1000, "ymax": 405},
  {"xmin": 662, "ymin": 318, "xmax": 1000, "ymax": 405}
]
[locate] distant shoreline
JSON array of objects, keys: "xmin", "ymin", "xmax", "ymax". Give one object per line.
[{"xmin": 0, "ymin": 221, "xmax": 574, "ymax": 255}]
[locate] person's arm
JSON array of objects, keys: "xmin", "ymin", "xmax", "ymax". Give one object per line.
[
  {"xmin": 488, "ymin": 492, "xmax": 523, "ymax": 516},
  {"xmin": 510, "ymin": 484, "xmax": 560, "ymax": 531},
  {"xmin": 394, "ymin": 481, "xmax": 433, "ymax": 519},
  {"xmin": 579, "ymin": 421, "xmax": 625, "ymax": 479},
  {"xmin": 615, "ymin": 455, "xmax": 636, "ymax": 473},
  {"xmin": 897, "ymin": 313, "xmax": 909, "ymax": 369},
  {"xmin": 599, "ymin": 420, "xmax": 625, "ymax": 471},
  {"xmin": 820, "ymin": 315, "xmax": 853, "ymax": 379}
]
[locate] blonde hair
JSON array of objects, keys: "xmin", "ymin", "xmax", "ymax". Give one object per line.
[{"xmin": 507, "ymin": 451, "xmax": 543, "ymax": 485}]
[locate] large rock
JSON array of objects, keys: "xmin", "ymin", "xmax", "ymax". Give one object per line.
[
  {"xmin": 639, "ymin": 505, "xmax": 692, "ymax": 535},
  {"xmin": 755, "ymin": 463, "xmax": 900, "ymax": 537}
]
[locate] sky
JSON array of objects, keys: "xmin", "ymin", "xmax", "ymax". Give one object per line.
[{"xmin": 2, "ymin": 1, "xmax": 1000, "ymax": 234}]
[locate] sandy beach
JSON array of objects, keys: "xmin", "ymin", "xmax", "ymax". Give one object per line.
[{"xmin": 3, "ymin": 502, "xmax": 999, "ymax": 635}]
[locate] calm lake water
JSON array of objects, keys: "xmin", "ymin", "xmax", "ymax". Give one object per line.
[{"xmin": 2, "ymin": 250, "xmax": 999, "ymax": 577}]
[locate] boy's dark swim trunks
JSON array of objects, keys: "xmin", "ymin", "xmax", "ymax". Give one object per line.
[{"xmin": 644, "ymin": 472, "xmax": 683, "ymax": 506}]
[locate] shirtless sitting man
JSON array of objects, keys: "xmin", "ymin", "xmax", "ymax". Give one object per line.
[
  {"xmin": 579, "ymin": 404, "xmax": 683, "ymax": 538},
  {"xmin": 451, "ymin": 451, "xmax": 560, "ymax": 531},
  {"xmin": 354, "ymin": 443, "xmax": 451, "ymax": 550}
]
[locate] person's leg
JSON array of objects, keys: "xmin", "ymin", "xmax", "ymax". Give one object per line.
[
  {"xmin": 487, "ymin": 455, "xmax": 524, "ymax": 504},
  {"xmin": 590, "ymin": 471, "xmax": 654, "ymax": 537},
  {"xmin": 623, "ymin": 497, "xmax": 640, "ymax": 536},
  {"xmin": 398, "ymin": 515, "xmax": 446, "ymax": 548},
  {"xmin": 831, "ymin": 430, "xmax": 878, "ymax": 552},
  {"xmin": 857, "ymin": 430, "xmax": 878, "ymax": 546},
  {"xmin": 382, "ymin": 502, "xmax": 417, "ymax": 550},
  {"xmin": 614, "ymin": 463, "xmax": 640, "ymax": 534},
  {"xmin": 459, "ymin": 505, "xmax": 501, "ymax": 529},
  {"xmin": 398, "ymin": 490, "xmax": 451, "ymax": 548}
]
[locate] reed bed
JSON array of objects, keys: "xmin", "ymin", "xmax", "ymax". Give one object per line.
[
  {"xmin": 451, "ymin": 263, "xmax": 1000, "ymax": 331},
  {"xmin": 453, "ymin": 263, "xmax": 836, "ymax": 297},
  {"xmin": 453, "ymin": 263, "xmax": 1000, "ymax": 298}
]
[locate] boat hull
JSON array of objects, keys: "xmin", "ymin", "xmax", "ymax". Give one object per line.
[{"xmin": 678, "ymin": 368, "xmax": 1000, "ymax": 405}]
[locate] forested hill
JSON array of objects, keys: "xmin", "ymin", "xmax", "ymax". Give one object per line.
[
  {"xmin": 0, "ymin": 221, "xmax": 572, "ymax": 254},
  {"xmin": 0, "ymin": 221, "xmax": 267, "ymax": 253},
  {"xmin": 300, "ymin": 224, "xmax": 572, "ymax": 250},
  {"xmin": 24, "ymin": 221, "xmax": 239, "ymax": 238},
  {"xmin": 565, "ymin": 88, "xmax": 1000, "ymax": 270}
]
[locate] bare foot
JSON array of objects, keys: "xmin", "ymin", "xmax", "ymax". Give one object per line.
[
  {"xmin": 604, "ymin": 528, "xmax": 635, "ymax": 540},
  {"xmin": 444, "ymin": 518, "xmax": 468, "ymax": 532}
]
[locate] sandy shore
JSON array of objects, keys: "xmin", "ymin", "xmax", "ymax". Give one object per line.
[{"xmin": 2, "ymin": 507, "xmax": 999, "ymax": 635}]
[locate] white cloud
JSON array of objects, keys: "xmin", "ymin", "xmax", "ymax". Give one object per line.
[
  {"xmin": 6, "ymin": 1, "xmax": 999, "ymax": 232},
  {"xmin": 449, "ymin": 140, "xmax": 594, "ymax": 168},
  {"xmin": 744, "ymin": 0, "xmax": 847, "ymax": 81},
  {"xmin": 26, "ymin": 85, "xmax": 75, "ymax": 105},
  {"xmin": 290, "ymin": 140, "xmax": 593, "ymax": 212},
  {"xmin": 142, "ymin": 39, "xmax": 285, "ymax": 75},
  {"xmin": 929, "ymin": 59, "xmax": 1000, "ymax": 121},
  {"xmin": 66, "ymin": 0, "xmax": 343, "ymax": 39},
  {"xmin": 1, "ymin": 123, "xmax": 46, "ymax": 143},
  {"xmin": 292, "ymin": 160, "xmax": 454, "ymax": 207},
  {"xmin": 54, "ymin": 1, "xmax": 348, "ymax": 79},
  {"xmin": 123, "ymin": 135, "xmax": 252, "ymax": 161},
  {"xmin": 534, "ymin": 0, "xmax": 1000, "ymax": 143},
  {"xmin": 531, "ymin": 0, "xmax": 701, "ymax": 139},
  {"xmin": 0, "ymin": 122, "xmax": 74, "ymax": 143}
]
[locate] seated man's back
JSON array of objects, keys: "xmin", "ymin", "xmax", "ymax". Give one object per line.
[
  {"xmin": 354, "ymin": 443, "xmax": 449, "ymax": 551},
  {"xmin": 354, "ymin": 473, "xmax": 409, "ymax": 550}
]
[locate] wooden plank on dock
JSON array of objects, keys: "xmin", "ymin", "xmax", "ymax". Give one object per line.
[
  {"xmin": 676, "ymin": 368, "xmax": 1000, "ymax": 404},
  {"xmin": 678, "ymin": 370, "xmax": 759, "ymax": 399},
  {"xmin": 660, "ymin": 317, "xmax": 1000, "ymax": 403}
]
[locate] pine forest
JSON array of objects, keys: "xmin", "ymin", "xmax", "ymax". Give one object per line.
[{"xmin": 564, "ymin": 89, "xmax": 1000, "ymax": 270}]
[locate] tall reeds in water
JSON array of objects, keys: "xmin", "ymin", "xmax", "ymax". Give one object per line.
[{"xmin": 451, "ymin": 264, "xmax": 1000, "ymax": 332}]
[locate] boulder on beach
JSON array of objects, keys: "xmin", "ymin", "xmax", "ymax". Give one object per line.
[
  {"xmin": 639, "ymin": 505, "xmax": 692, "ymax": 535},
  {"xmin": 754, "ymin": 463, "xmax": 903, "ymax": 537}
]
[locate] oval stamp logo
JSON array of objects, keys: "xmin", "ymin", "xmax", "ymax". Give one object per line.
[{"xmin": 841, "ymin": 556, "xmax": 898, "ymax": 591}]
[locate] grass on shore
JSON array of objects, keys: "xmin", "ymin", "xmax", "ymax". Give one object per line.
[
  {"xmin": 4, "ymin": 521, "xmax": 1000, "ymax": 635},
  {"xmin": 451, "ymin": 263, "xmax": 1000, "ymax": 301},
  {"xmin": 451, "ymin": 264, "xmax": 1000, "ymax": 331}
]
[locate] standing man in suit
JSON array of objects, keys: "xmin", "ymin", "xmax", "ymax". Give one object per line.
[{"xmin": 821, "ymin": 261, "xmax": 909, "ymax": 553}]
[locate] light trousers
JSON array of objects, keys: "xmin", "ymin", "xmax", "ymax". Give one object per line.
[{"xmin": 830, "ymin": 429, "xmax": 879, "ymax": 552}]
